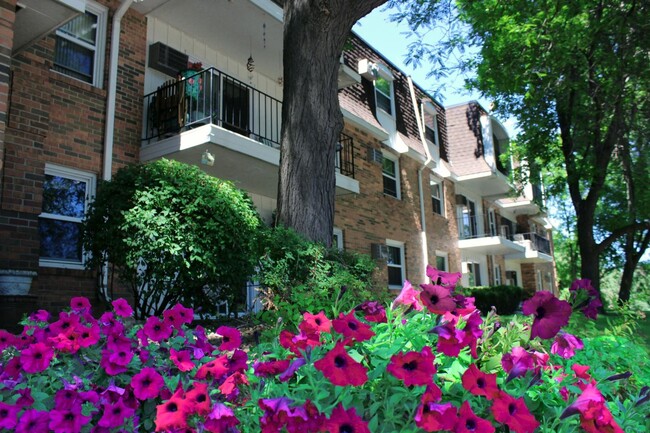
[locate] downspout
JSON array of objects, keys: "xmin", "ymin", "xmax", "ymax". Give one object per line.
[
  {"xmin": 100, "ymin": 0, "xmax": 134, "ymax": 300},
  {"xmin": 407, "ymin": 76, "xmax": 433, "ymax": 283}
]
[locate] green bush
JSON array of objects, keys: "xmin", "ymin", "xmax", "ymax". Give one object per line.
[
  {"xmin": 456, "ymin": 284, "xmax": 524, "ymax": 315},
  {"xmin": 256, "ymin": 227, "xmax": 384, "ymax": 327},
  {"xmin": 82, "ymin": 159, "xmax": 262, "ymax": 318}
]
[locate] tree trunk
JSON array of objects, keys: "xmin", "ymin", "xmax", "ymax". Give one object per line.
[
  {"xmin": 277, "ymin": 0, "xmax": 387, "ymax": 246},
  {"xmin": 576, "ymin": 211, "xmax": 600, "ymax": 292},
  {"xmin": 618, "ymin": 230, "xmax": 650, "ymax": 304}
]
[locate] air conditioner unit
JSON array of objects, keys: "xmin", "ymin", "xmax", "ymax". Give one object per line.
[
  {"xmin": 148, "ymin": 42, "xmax": 189, "ymax": 77},
  {"xmin": 371, "ymin": 243, "xmax": 390, "ymax": 260},
  {"xmin": 358, "ymin": 59, "xmax": 379, "ymax": 80},
  {"xmin": 368, "ymin": 148, "xmax": 384, "ymax": 165}
]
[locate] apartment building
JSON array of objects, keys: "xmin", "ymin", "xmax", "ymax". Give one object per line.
[{"xmin": 0, "ymin": 0, "xmax": 555, "ymax": 329}]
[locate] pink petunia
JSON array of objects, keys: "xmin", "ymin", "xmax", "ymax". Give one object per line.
[
  {"xmin": 49, "ymin": 402, "xmax": 91, "ymax": 433},
  {"xmin": 131, "ymin": 367, "xmax": 164, "ymax": 400},
  {"xmin": 98, "ymin": 399, "xmax": 135, "ymax": 429},
  {"xmin": 0, "ymin": 402, "xmax": 20, "ymax": 430},
  {"xmin": 21, "ymin": 342, "xmax": 55, "ymax": 374},
  {"xmin": 111, "ymin": 298, "xmax": 134, "ymax": 318},
  {"xmin": 391, "ymin": 280, "xmax": 424, "ymax": 311},
  {"xmin": 204, "ymin": 403, "xmax": 240, "ymax": 432},
  {"xmin": 455, "ymin": 400, "xmax": 495, "ymax": 433},
  {"xmin": 491, "ymin": 391, "xmax": 539, "ymax": 433},
  {"xmin": 551, "ymin": 332, "xmax": 584, "ymax": 359},
  {"xmin": 70, "ymin": 296, "xmax": 91, "ymax": 312},
  {"xmin": 522, "ymin": 291, "xmax": 572, "ymax": 340},
  {"xmin": 170, "ymin": 348, "xmax": 196, "ymax": 372},
  {"xmin": 387, "ymin": 346, "xmax": 437, "ymax": 386},
  {"xmin": 462, "ymin": 364, "xmax": 500, "ymax": 400},
  {"xmin": 15, "ymin": 409, "xmax": 49, "ymax": 433},
  {"xmin": 216, "ymin": 326, "xmax": 242, "ymax": 351},
  {"xmin": 420, "ymin": 283, "xmax": 456, "ymax": 315},
  {"xmin": 426, "ymin": 264, "xmax": 462, "ymax": 287},
  {"xmin": 143, "ymin": 316, "xmax": 173, "ymax": 342},
  {"xmin": 332, "ymin": 311, "xmax": 375, "ymax": 344}
]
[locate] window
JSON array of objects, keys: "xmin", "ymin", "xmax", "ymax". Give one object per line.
[
  {"xmin": 375, "ymin": 75, "xmax": 393, "ymax": 115},
  {"xmin": 467, "ymin": 262, "xmax": 482, "ymax": 286},
  {"xmin": 456, "ymin": 196, "xmax": 477, "ymax": 239},
  {"xmin": 332, "ymin": 227, "xmax": 343, "ymax": 250},
  {"xmin": 423, "ymin": 106, "xmax": 439, "ymax": 146},
  {"xmin": 494, "ymin": 264, "xmax": 502, "ymax": 285},
  {"xmin": 435, "ymin": 251, "xmax": 448, "ymax": 272},
  {"xmin": 430, "ymin": 177, "xmax": 444, "ymax": 216},
  {"xmin": 382, "ymin": 154, "xmax": 400, "ymax": 199},
  {"xmin": 488, "ymin": 209, "xmax": 497, "ymax": 236},
  {"xmin": 39, "ymin": 165, "xmax": 96, "ymax": 268},
  {"xmin": 505, "ymin": 270, "xmax": 518, "ymax": 287},
  {"xmin": 536, "ymin": 270, "xmax": 544, "ymax": 291},
  {"xmin": 53, "ymin": 1, "xmax": 107, "ymax": 87},
  {"xmin": 386, "ymin": 240, "xmax": 405, "ymax": 288}
]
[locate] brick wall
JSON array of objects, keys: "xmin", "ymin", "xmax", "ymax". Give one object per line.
[
  {"xmin": 0, "ymin": 0, "xmax": 15, "ymax": 196},
  {"xmin": 0, "ymin": 0, "xmax": 146, "ymax": 313}
]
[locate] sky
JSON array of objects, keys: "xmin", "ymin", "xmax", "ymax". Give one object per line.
[{"xmin": 352, "ymin": 5, "xmax": 519, "ymax": 136}]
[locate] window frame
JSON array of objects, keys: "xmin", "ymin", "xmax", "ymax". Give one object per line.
[
  {"xmin": 374, "ymin": 65, "xmax": 395, "ymax": 116},
  {"xmin": 430, "ymin": 177, "xmax": 444, "ymax": 217},
  {"xmin": 435, "ymin": 251, "xmax": 448, "ymax": 272},
  {"xmin": 53, "ymin": 0, "xmax": 108, "ymax": 88},
  {"xmin": 382, "ymin": 152, "xmax": 401, "ymax": 199},
  {"xmin": 39, "ymin": 164, "xmax": 96, "ymax": 269},
  {"xmin": 332, "ymin": 227, "xmax": 344, "ymax": 251},
  {"xmin": 466, "ymin": 262, "xmax": 482, "ymax": 286},
  {"xmin": 386, "ymin": 239, "xmax": 405, "ymax": 289},
  {"xmin": 494, "ymin": 264, "xmax": 502, "ymax": 285},
  {"xmin": 423, "ymin": 103, "xmax": 440, "ymax": 147}
]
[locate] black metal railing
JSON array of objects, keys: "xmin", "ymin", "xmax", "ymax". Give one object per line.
[
  {"xmin": 513, "ymin": 232, "xmax": 551, "ymax": 254},
  {"xmin": 456, "ymin": 213, "xmax": 517, "ymax": 241},
  {"xmin": 532, "ymin": 183, "xmax": 543, "ymax": 204},
  {"xmin": 142, "ymin": 67, "xmax": 355, "ymax": 179},
  {"xmin": 143, "ymin": 67, "xmax": 282, "ymax": 147}
]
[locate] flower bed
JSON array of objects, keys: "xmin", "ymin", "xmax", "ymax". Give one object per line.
[{"xmin": 0, "ymin": 267, "xmax": 648, "ymax": 432}]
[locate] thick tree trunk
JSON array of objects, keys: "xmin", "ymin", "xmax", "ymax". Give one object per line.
[
  {"xmin": 277, "ymin": 0, "xmax": 387, "ymax": 245},
  {"xmin": 576, "ymin": 210, "xmax": 600, "ymax": 291},
  {"xmin": 618, "ymin": 230, "xmax": 650, "ymax": 304}
]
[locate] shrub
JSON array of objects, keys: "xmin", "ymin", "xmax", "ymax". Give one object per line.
[
  {"xmin": 82, "ymin": 159, "xmax": 261, "ymax": 318},
  {"xmin": 255, "ymin": 227, "xmax": 384, "ymax": 327},
  {"xmin": 456, "ymin": 284, "xmax": 524, "ymax": 315}
]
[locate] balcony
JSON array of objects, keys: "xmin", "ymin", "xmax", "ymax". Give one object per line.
[
  {"xmin": 506, "ymin": 232, "xmax": 554, "ymax": 263},
  {"xmin": 140, "ymin": 68, "xmax": 358, "ymax": 198},
  {"xmin": 456, "ymin": 214, "xmax": 526, "ymax": 256}
]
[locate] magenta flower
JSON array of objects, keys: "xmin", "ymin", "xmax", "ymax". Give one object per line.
[
  {"xmin": 49, "ymin": 402, "xmax": 91, "ymax": 433},
  {"xmin": 415, "ymin": 401, "xmax": 457, "ymax": 432},
  {"xmin": 254, "ymin": 359, "xmax": 292, "ymax": 377},
  {"xmin": 15, "ymin": 409, "xmax": 49, "ymax": 433},
  {"xmin": 491, "ymin": 391, "xmax": 539, "ymax": 433},
  {"xmin": 204, "ymin": 403, "xmax": 241, "ymax": 432},
  {"xmin": 70, "ymin": 296, "xmax": 91, "ymax": 312},
  {"xmin": 30, "ymin": 309, "xmax": 51, "ymax": 322},
  {"xmin": 131, "ymin": 366, "xmax": 164, "ymax": 400},
  {"xmin": 561, "ymin": 382, "xmax": 624, "ymax": 433},
  {"xmin": 314, "ymin": 341, "xmax": 368, "ymax": 386},
  {"xmin": 163, "ymin": 303, "xmax": 194, "ymax": 327},
  {"xmin": 522, "ymin": 291, "xmax": 572, "ymax": 339},
  {"xmin": 279, "ymin": 357, "xmax": 306, "ymax": 382},
  {"xmin": 0, "ymin": 329, "xmax": 17, "ymax": 350},
  {"xmin": 387, "ymin": 346, "xmax": 437, "ymax": 386},
  {"xmin": 77, "ymin": 323, "xmax": 100, "ymax": 348},
  {"xmin": 551, "ymin": 332, "xmax": 584, "ymax": 359},
  {"xmin": 111, "ymin": 298, "xmax": 133, "ymax": 317},
  {"xmin": 569, "ymin": 279, "xmax": 602, "ymax": 319},
  {"xmin": 432, "ymin": 321, "xmax": 466, "ymax": 357},
  {"xmin": 420, "ymin": 283, "xmax": 456, "ymax": 314},
  {"xmin": 322, "ymin": 404, "xmax": 370, "ymax": 433},
  {"xmin": 455, "ymin": 401, "xmax": 495, "ymax": 433},
  {"xmin": 462, "ymin": 364, "xmax": 500, "ymax": 400},
  {"xmin": 21, "ymin": 342, "xmax": 55, "ymax": 374},
  {"xmin": 143, "ymin": 316, "xmax": 172, "ymax": 342},
  {"xmin": 356, "ymin": 300, "xmax": 387, "ymax": 323},
  {"xmin": 426, "ymin": 265, "xmax": 462, "ymax": 287},
  {"xmin": 170, "ymin": 348, "xmax": 195, "ymax": 372},
  {"xmin": 332, "ymin": 311, "xmax": 375, "ymax": 344},
  {"xmin": 216, "ymin": 326, "xmax": 242, "ymax": 351},
  {"xmin": 0, "ymin": 402, "xmax": 19, "ymax": 430},
  {"xmin": 391, "ymin": 280, "xmax": 424, "ymax": 311},
  {"xmin": 98, "ymin": 399, "xmax": 135, "ymax": 429},
  {"xmin": 300, "ymin": 311, "xmax": 332, "ymax": 333}
]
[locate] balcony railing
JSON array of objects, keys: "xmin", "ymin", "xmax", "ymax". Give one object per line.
[
  {"xmin": 142, "ymin": 67, "xmax": 355, "ymax": 178},
  {"xmin": 456, "ymin": 212, "xmax": 516, "ymax": 241},
  {"xmin": 513, "ymin": 232, "xmax": 551, "ymax": 255}
]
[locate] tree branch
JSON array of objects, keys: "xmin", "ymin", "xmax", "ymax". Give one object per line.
[{"xmin": 595, "ymin": 221, "xmax": 650, "ymax": 255}]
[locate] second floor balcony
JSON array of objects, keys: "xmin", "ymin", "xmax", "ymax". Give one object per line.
[
  {"xmin": 507, "ymin": 232, "xmax": 554, "ymax": 263},
  {"xmin": 456, "ymin": 213, "xmax": 525, "ymax": 256},
  {"xmin": 140, "ymin": 67, "xmax": 358, "ymax": 198}
]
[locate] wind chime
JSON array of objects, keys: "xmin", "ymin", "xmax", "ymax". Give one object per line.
[{"xmin": 246, "ymin": 23, "xmax": 266, "ymax": 85}]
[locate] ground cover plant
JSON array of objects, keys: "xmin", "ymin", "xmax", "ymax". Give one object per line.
[{"xmin": 0, "ymin": 268, "xmax": 648, "ymax": 432}]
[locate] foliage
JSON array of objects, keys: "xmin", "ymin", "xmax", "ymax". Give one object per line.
[
  {"xmin": 1, "ymin": 269, "xmax": 649, "ymax": 432},
  {"xmin": 82, "ymin": 159, "xmax": 262, "ymax": 319},
  {"xmin": 600, "ymin": 264, "xmax": 650, "ymax": 312},
  {"xmin": 455, "ymin": 284, "xmax": 524, "ymax": 316},
  {"xmin": 256, "ymin": 227, "xmax": 384, "ymax": 328}
]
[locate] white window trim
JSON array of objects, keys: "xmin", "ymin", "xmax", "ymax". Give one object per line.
[
  {"xmin": 333, "ymin": 227, "xmax": 344, "ymax": 251},
  {"xmin": 422, "ymin": 102, "xmax": 440, "ymax": 147},
  {"xmin": 53, "ymin": 0, "xmax": 108, "ymax": 88},
  {"xmin": 494, "ymin": 264, "xmax": 502, "ymax": 285},
  {"xmin": 374, "ymin": 64, "xmax": 395, "ymax": 117},
  {"xmin": 386, "ymin": 239, "xmax": 405, "ymax": 289},
  {"xmin": 435, "ymin": 250, "xmax": 448, "ymax": 272},
  {"xmin": 430, "ymin": 176, "xmax": 445, "ymax": 217},
  {"xmin": 536, "ymin": 270, "xmax": 544, "ymax": 291},
  {"xmin": 39, "ymin": 164, "xmax": 96, "ymax": 270},
  {"xmin": 382, "ymin": 152, "xmax": 401, "ymax": 200},
  {"xmin": 488, "ymin": 209, "xmax": 497, "ymax": 236}
]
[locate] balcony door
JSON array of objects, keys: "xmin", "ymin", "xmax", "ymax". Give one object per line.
[
  {"xmin": 222, "ymin": 77, "xmax": 250, "ymax": 136},
  {"xmin": 456, "ymin": 196, "xmax": 477, "ymax": 239}
]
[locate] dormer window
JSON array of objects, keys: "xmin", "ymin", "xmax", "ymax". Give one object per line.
[
  {"xmin": 423, "ymin": 104, "xmax": 439, "ymax": 146},
  {"xmin": 373, "ymin": 64, "xmax": 394, "ymax": 116}
]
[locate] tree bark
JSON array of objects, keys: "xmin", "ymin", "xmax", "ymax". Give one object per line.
[
  {"xmin": 618, "ymin": 230, "xmax": 650, "ymax": 304},
  {"xmin": 277, "ymin": 0, "xmax": 387, "ymax": 246}
]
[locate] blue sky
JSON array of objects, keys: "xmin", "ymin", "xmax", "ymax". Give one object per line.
[{"xmin": 353, "ymin": 6, "xmax": 518, "ymax": 136}]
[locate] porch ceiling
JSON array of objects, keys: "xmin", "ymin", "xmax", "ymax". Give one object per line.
[
  {"xmin": 458, "ymin": 236, "xmax": 526, "ymax": 256},
  {"xmin": 133, "ymin": 0, "xmax": 284, "ymax": 81}
]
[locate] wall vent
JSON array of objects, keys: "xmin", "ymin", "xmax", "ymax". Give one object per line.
[{"xmin": 148, "ymin": 42, "xmax": 189, "ymax": 77}]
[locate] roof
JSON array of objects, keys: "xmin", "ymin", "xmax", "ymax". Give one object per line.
[{"xmin": 444, "ymin": 102, "xmax": 493, "ymax": 177}]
